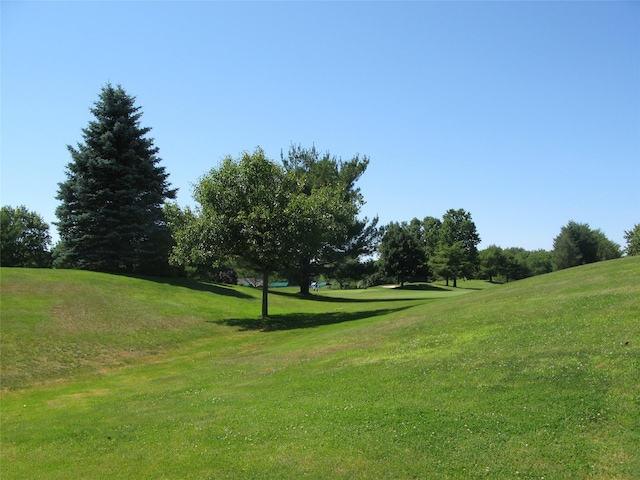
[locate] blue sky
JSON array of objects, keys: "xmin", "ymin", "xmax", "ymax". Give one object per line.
[{"xmin": 2, "ymin": 1, "xmax": 639, "ymax": 251}]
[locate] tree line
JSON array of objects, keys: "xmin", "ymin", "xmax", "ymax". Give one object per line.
[{"xmin": 2, "ymin": 84, "xmax": 638, "ymax": 316}]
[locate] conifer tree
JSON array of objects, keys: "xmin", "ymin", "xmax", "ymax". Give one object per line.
[{"xmin": 55, "ymin": 84, "xmax": 176, "ymax": 273}]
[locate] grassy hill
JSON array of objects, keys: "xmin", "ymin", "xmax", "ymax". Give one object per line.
[{"xmin": 1, "ymin": 258, "xmax": 638, "ymax": 479}]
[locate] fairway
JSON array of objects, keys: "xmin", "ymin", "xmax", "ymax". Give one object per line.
[{"xmin": 1, "ymin": 258, "xmax": 639, "ymax": 479}]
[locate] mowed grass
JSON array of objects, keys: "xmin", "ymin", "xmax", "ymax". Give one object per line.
[{"xmin": 1, "ymin": 258, "xmax": 639, "ymax": 479}]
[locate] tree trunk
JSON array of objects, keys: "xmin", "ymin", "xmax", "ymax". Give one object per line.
[
  {"xmin": 299, "ymin": 280, "xmax": 310, "ymax": 295},
  {"xmin": 453, "ymin": 276, "xmax": 457, "ymax": 288},
  {"xmin": 261, "ymin": 270, "xmax": 269, "ymax": 318},
  {"xmin": 297, "ymin": 260, "xmax": 312, "ymax": 295},
  {"xmin": 445, "ymin": 276, "xmax": 449, "ymax": 287}
]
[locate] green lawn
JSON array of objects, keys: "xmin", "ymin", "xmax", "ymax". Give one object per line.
[{"xmin": 1, "ymin": 258, "xmax": 639, "ymax": 478}]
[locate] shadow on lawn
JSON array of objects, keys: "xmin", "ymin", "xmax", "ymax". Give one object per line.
[
  {"xmin": 211, "ymin": 305, "xmax": 413, "ymax": 332},
  {"xmin": 127, "ymin": 274, "xmax": 253, "ymax": 299},
  {"xmin": 268, "ymin": 290, "xmax": 425, "ymax": 303},
  {"xmin": 396, "ymin": 284, "xmax": 450, "ymax": 292}
]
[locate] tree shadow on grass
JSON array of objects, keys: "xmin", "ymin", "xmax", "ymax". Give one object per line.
[
  {"xmin": 397, "ymin": 284, "xmax": 451, "ymax": 292},
  {"xmin": 268, "ymin": 289, "xmax": 425, "ymax": 303},
  {"xmin": 125, "ymin": 274, "xmax": 253, "ymax": 299},
  {"xmin": 210, "ymin": 305, "xmax": 413, "ymax": 332}
]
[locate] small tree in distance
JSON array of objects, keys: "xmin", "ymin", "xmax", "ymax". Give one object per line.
[
  {"xmin": 623, "ymin": 224, "xmax": 640, "ymax": 256},
  {"xmin": 379, "ymin": 221, "xmax": 425, "ymax": 287},
  {"xmin": 0, "ymin": 205, "xmax": 52, "ymax": 267},
  {"xmin": 430, "ymin": 208, "xmax": 481, "ymax": 286},
  {"xmin": 553, "ymin": 221, "xmax": 621, "ymax": 270}
]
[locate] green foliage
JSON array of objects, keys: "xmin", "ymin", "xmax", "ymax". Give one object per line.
[
  {"xmin": 430, "ymin": 241, "xmax": 467, "ymax": 287},
  {"xmin": 623, "ymin": 223, "xmax": 640, "ymax": 256},
  {"xmin": 553, "ymin": 220, "xmax": 621, "ymax": 270},
  {"xmin": 1, "ymin": 257, "xmax": 638, "ymax": 478},
  {"xmin": 422, "ymin": 216, "xmax": 443, "ymax": 260},
  {"xmin": 0, "ymin": 205, "xmax": 52, "ymax": 267},
  {"xmin": 280, "ymin": 144, "xmax": 378, "ymax": 294},
  {"xmin": 428, "ymin": 208, "xmax": 481, "ymax": 286},
  {"xmin": 379, "ymin": 221, "xmax": 425, "ymax": 286},
  {"xmin": 55, "ymin": 84, "xmax": 176, "ymax": 274},
  {"xmin": 479, "ymin": 244, "xmax": 506, "ymax": 282},
  {"xmin": 193, "ymin": 148, "xmax": 294, "ymax": 317}
]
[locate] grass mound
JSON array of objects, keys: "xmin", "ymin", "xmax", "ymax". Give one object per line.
[{"xmin": 1, "ymin": 257, "xmax": 638, "ymax": 479}]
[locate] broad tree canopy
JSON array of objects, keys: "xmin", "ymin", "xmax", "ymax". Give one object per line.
[
  {"xmin": 0, "ymin": 205, "xmax": 52, "ymax": 267},
  {"xmin": 194, "ymin": 148, "xmax": 293, "ymax": 318}
]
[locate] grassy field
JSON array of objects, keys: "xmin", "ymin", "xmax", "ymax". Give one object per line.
[{"xmin": 1, "ymin": 258, "xmax": 639, "ymax": 479}]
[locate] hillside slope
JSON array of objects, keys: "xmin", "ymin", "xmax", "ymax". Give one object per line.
[{"xmin": 1, "ymin": 257, "xmax": 639, "ymax": 479}]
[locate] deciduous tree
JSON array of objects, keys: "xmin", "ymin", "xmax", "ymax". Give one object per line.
[
  {"xmin": 0, "ymin": 205, "xmax": 52, "ymax": 267},
  {"xmin": 479, "ymin": 245, "xmax": 506, "ymax": 282},
  {"xmin": 431, "ymin": 208, "xmax": 481, "ymax": 286},
  {"xmin": 379, "ymin": 222, "xmax": 425, "ymax": 287},
  {"xmin": 553, "ymin": 221, "xmax": 621, "ymax": 270},
  {"xmin": 193, "ymin": 148, "xmax": 292, "ymax": 318},
  {"xmin": 624, "ymin": 224, "xmax": 640, "ymax": 256}
]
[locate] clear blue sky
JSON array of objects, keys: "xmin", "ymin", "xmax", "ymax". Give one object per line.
[{"xmin": 2, "ymin": 1, "xmax": 639, "ymax": 251}]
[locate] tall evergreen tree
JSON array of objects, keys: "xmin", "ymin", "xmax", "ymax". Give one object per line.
[{"xmin": 55, "ymin": 84, "xmax": 176, "ymax": 273}]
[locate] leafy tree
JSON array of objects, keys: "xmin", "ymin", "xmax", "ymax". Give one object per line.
[
  {"xmin": 553, "ymin": 221, "xmax": 621, "ymax": 270},
  {"xmin": 430, "ymin": 241, "xmax": 466, "ymax": 287},
  {"xmin": 331, "ymin": 257, "xmax": 377, "ymax": 289},
  {"xmin": 624, "ymin": 224, "xmax": 640, "ymax": 256},
  {"xmin": 0, "ymin": 205, "xmax": 52, "ymax": 267},
  {"xmin": 379, "ymin": 221, "xmax": 425, "ymax": 287},
  {"xmin": 55, "ymin": 84, "xmax": 176, "ymax": 274},
  {"xmin": 192, "ymin": 148, "xmax": 292, "ymax": 318},
  {"xmin": 593, "ymin": 230, "xmax": 622, "ymax": 262},
  {"xmin": 164, "ymin": 202, "xmax": 235, "ymax": 282},
  {"xmin": 479, "ymin": 245, "xmax": 506, "ymax": 282},
  {"xmin": 430, "ymin": 208, "xmax": 481, "ymax": 286},
  {"xmin": 503, "ymin": 247, "xmax": 531, "ymax": 281},
  {"xmin": 422, "ymin": 216, "xmax": 442, "ymax": 259},
  {"xmin": 526, "ymin": 249, "xmax": 554, "ymax": 276},
  {"xmin": 328, "ymin": 218, "xmax": 381, "ymax": 288},
  {"xmin": 280, "ymin": 145, "xmax": 376, "ymax": 294}
]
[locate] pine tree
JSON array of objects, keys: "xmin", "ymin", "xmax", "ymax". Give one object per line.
[{"xmin": 55, "ymin": 84, "xmax": 176, "ymax": 274}]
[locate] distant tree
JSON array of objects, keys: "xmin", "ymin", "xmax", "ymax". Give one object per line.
[
  {"xmin": 422, "ymin": 216, "xmax": 442, "ymax": 259},
  {"xmin": 553, "ymin": 221, "xmax": 621, "ymax": 270},
  {"xmin": 192, "ymin": 148, "xmax": 292, "ymax": 318},
  {"xmin": 326, "ymin": 217, "xmax": 381, "ymax": 288},
  {"xmin": 331, "ymin": 257, "xmax": 377, "ymax": 289},
  {"xmin": 430, "ymin": 241, "xmax": 466, "ymax": 287},
  {"xmin": 526, "ymin": 249, "xmax": 554, "ymax": 276},
  {"xmin": 431, "ymin": 208, "xmax": 481, "ymax": 286},
  {"xmin": 593, "ymin": 230, "xmax": 622, "ymax": 262},
  {"xmin": 479, "ymin": 245, "xmax": 506, "ymax": 282},
  {"xmin": 503, "ymin": 247, "xmax": 531, "ymax": 281},
  {"xmin": 280, "ymin": 144, "xmax": 376, "ymax": 294},
  {"xmin": 624, "ymin": 224, "xmax": 640, "ymax": 256},
  {"xmin": 55, "ymin": 84, "xmax": 176, "ymax": 274},
  {"xmin": 379, "ymin": 221, "xmax": 425, "ymax": 287},
  {"xmin": 0, "ymin": 205, "xmax": 52, "ymax": 267}
]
